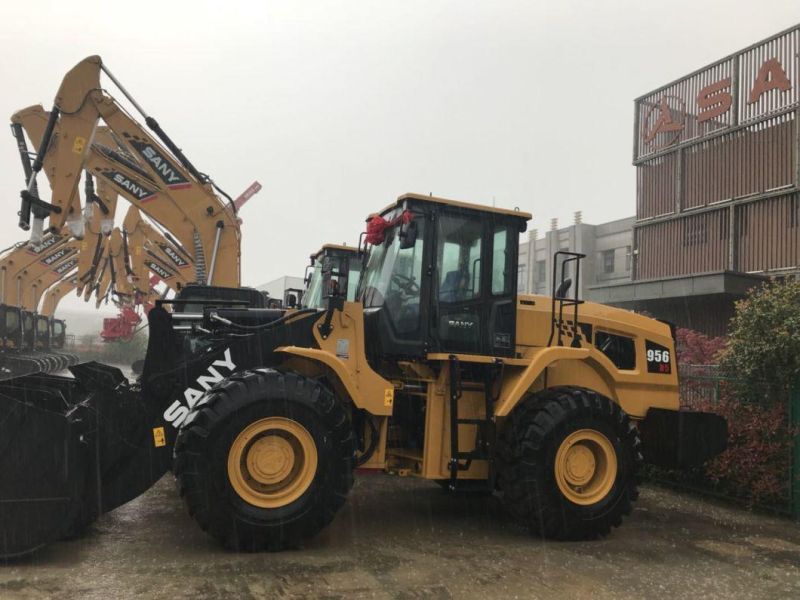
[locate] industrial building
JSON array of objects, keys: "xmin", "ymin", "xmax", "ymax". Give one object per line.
[
  {"xmin": 517, "ymin": 213, "xmax": 634, "ymax": 298},
  {"xmin": 588, "ymin": 25, "xmax": 800, "ymax": 335}
]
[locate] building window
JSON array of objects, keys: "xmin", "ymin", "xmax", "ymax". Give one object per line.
[
  {"xmin": 602, "ymin": 249, "xmax": 615, "ymax": 274},
  {"xmin": 791, "ymin": 196, "xmax": 799, "ymax": 228},
  {"xmin": 625, "ymin": 246, "xmax": 632, "ymax": 271},
  {"xmin": 517, "ymin": 264, "xmax": 527, "ymax": 292},
  {"xmin": 536, "ymin": 260, "xmax": 546, "ymax": 284}
]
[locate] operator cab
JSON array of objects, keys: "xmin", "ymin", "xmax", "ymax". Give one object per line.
[
  {"xmin": 20, "ymin": 310, "xmax": 35, "ymax": 351},
  {"xmin": 358, "ymin": 193, "xmax": 530, "ymax": 361},
  {"xmin": 35, "ymin": 315, "xmax": 51, "ymax": 350},
  {"xmin": 0, "ymin": 305, "xmax": 22, "ymax": 349},
  {"xmin": 303, "ymin": 244, "xmax": 362, "ymax": 310},
  {"xmin": 51, "ymin": 319, "xmax": 66, "ymax": 349}
]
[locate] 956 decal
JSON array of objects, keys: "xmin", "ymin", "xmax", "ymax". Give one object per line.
[{"xmin": 646, "ymin": 340, "xmax": 672, "ymax": 374}]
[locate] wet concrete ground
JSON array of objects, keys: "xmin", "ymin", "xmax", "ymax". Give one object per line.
[{"xmin": 2, "ymin": 475, "xmax": 799, "ymax": 599}]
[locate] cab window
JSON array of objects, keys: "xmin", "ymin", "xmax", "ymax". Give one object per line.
[{"xmin": 437, "ymin": 215, "xmax": 482, "ymax": 303}]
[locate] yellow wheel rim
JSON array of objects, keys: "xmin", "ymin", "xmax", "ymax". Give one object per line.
[
  {"xmin": 554, "ymin": 429, "xmax": 617, "ymax": 506},
  {"xmin": 227, "ymin": 417, "xmax": 318, "ymax": 509}
]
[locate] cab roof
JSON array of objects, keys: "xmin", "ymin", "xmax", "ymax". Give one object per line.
[
  {"xmin": 310, "ymin": 243, "xmax": 358, "ymax": 260},
  {"xmin": 375, "ymin": 193, "xmax": 533, "ymax": 221}
]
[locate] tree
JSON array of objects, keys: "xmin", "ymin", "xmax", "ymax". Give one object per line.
[{"xmin": 720, "ymin": 279, "xmax": 800, "ymax": 400}]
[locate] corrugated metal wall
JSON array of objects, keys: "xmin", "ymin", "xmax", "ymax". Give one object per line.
[
  {"xmin": 637, "ymin": 154, "xmax": 677, "ymax": 219},
  {"xmin": 683, "ymin": 114, "xmax": 795, "ymax": 209},
  {"xmin": 636, "ymin": 209, "xmax": 729, "ymax": 279},
  {"xmin": 737, "ymin": 193, "xmax": 800, "ymax": 272},
  {"xmin": 633, "ymin": 25, "xmax": 800, "ymax": 281}
]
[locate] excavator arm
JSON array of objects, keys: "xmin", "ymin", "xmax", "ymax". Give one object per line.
[
  {"xmin": 14, "ymin": 57, "xmax": 241, "ymax": 286},
  {"xmin": 40, "ymin": 276, "xmax": 78, "ymax": 317},
  {"xmin": 122, "ymin": 205, "xmax": 195, "ymax": 292},
  {"xmin": 2, "ymin": 239, "xmax": 81, "ymax": 309}
]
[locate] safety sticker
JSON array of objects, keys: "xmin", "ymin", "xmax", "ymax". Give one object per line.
[
  {"xmin": 153, "ymin": 426, "xmax": 166, "ymax": 448},
  {"xmin": 384, "ymin": 388, "xmax": 394, "ymax": 407},
  {"xmin": 72, "ymin": 136, "xmax": 86, "ymax": 154}
]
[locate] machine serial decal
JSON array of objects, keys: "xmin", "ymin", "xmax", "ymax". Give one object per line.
[
  {"xmin": 646, "ymin": 340, "xmax": 672, "ymax": 374},
  {"xmin": 163, "ymin": 348, "xmax": 237, "ymax": 427}
]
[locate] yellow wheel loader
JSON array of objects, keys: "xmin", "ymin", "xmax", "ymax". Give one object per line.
[
  {"xmin": 0, "ymin": 55, "xmax": 727, "ymax": 559},
  {"xmin": 301, "ymin": 243, "xmax": 361, "ymax": 309}
]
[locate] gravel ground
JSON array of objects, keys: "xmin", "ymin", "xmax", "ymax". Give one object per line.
[{"xmin": 1, "ymin": 475, "xmax": 799, "ymax": 599}]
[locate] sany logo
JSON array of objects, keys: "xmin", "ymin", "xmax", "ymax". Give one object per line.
[
  {"xmin": 159, "ymin": 243, "xmax": 189, "ymax": 268},
  {"xmin": 163, "ymin": 348, "xmax": 236, "ymax": 427},
  {"xmin": 129, "ymin": 140, "xmax": 190, "ymax": 189},
  {"xmin": 27, "ymin": 235, "xmax": 61, "ymax": 255},
  {"xmin": 147, "ymin": 260, "xmax": 174, "ymax": 280},
  {"xmin": 41, "ymin": 247, "xmax": 75, "ymax": 266},
  {"xmin": 53, "ymin": 258, "xmax": 78, "ymax": 275},
  {"xmin": 99, "ymin": 169, "xmax": 157, "ymax": 202}
]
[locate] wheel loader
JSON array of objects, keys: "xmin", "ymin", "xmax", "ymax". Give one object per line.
[
  {"xmin": 0, "ymin": 191, "xmax": 727, "ymax": 558},
  {"xmin": 302, "ymin": 243, "xmax": 361, "ymax": 309}
]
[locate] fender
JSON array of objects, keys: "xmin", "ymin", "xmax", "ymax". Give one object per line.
[
  {"xmin": 494, "ymin": 346, "xmax": 592, "ymax": 417},
  {"xmin": 275, "ymin": 346, "xmax": 394, "ymax": 416}
]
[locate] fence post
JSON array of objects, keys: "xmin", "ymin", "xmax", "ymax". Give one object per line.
[{"xmin": 792, "ymin": 378, "xmax": 800, "ymax": 520}]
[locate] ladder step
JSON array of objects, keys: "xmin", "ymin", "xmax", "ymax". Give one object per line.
[{"xmin": 456, "ymin": 418, "xmax": 490, "ymax": 425}]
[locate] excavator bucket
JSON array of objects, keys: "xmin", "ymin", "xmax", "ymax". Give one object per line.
[{"xmin": 0, "ymin": 363, "xmax": 172, "ymax": 559}]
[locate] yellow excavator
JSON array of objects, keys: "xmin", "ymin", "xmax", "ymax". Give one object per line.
[
  {"xmin": 0, "ymin": 57, "xmax": 726, "ymax": 561},
  {"xmin": 13, "ymin": 73, "xmax": 241, "ymax": 287}
]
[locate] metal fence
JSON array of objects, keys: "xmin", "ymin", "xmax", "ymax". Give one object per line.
[{"xmin": 646, "ymin": 365, "xmax": 800, "ymax": 518}]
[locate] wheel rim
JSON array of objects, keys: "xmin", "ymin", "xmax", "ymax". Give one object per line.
[
  {"xmin": 227, "ymin": 417, "xmax": 318, "ymax": 509},
  {"xmin": 554, "ymin": 428, "xmax": 617, "ymax": 506}
]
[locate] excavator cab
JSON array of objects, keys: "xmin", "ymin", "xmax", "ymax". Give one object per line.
[
  {"xmin": 51, "ymin": 319, "xmax": 66, "ymax": 350},
  {"xmin": 303, "ymin": 244, "xmax": 361, "ymax": 309},
  {"xmin": 0, "ymin": 305, "xmax": 22, "ymax": 350},
  {"xmin": 20, "ymin": 310, "xmax": 35, "ymax": 352},
  {"xmin": 35, "ymin": 314, "xmax": 51, "ymax": 351}
]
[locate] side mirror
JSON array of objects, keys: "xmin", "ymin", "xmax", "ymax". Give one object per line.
[
  {"xmin": 555, "ymin": 277, "xmax": 573, "ymax": 299},
  {"xmin": 399, "ymin": 220, "xmax": 418, "ymax": 249}
]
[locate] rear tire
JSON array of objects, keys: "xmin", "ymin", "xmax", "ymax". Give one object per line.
[
  {"xmin": 497, "ymin": 387, "xmax": 641, "ymax": 540},
  {"xmin": 174, "ymin": 369, "xmax": 355, "ymax": 551}
]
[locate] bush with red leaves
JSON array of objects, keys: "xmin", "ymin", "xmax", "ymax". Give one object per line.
[
  {"xmin": 675, "ymin": 327, "xmax": 727, "ymax": 365},
  {"xmin": 688, "ymin": 391, "xmax": 794, "ymax": 508}
]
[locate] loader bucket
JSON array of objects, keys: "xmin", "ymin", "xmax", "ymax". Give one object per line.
[
  {"xmin": 0, "ymin": 378, "xmax": 87, "ymax": 558},
  {"xmin": 0, "ymin": 363, "xmax": 174, "ymax": 559}
]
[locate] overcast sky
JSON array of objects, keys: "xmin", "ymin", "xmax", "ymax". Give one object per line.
[{"xmin": 0, "ymin": 0, "xmax": 798, "ymax": 317}]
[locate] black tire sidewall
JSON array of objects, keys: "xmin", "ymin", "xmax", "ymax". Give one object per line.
[
  {"xmin": 207, "ymin": 398, "xmax": 336, "ymax": 528},
  {"xmin": 543, "ymin": 413, "xmax": 633, "ymax": 521}
]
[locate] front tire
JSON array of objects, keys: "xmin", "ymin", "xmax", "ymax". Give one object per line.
[
  {"xmin": 174, "ymin": 369, "xmax": 355, "ymax": 551},
  {"xmin": 497, "ymin": 387, "xmax": 641, "ymax": 540}
]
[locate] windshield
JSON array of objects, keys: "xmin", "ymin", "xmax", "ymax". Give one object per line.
[
  {"xmin": 346, "ymin": 255, "xmax": 361, "ymax": 301},
  {"xmin": 36, "ymin": 318, "xmax": 49, "ymax": 335},
  {"xmin": 5, "ymin": 310, "xmax": 19, "ymax": 334},
  {"xmin": 359, "ymin": 220, "xmax": 424, "ymax": 335},
  {"xmin": 303, "ymin": 263, "xmax": 324, "ymax": 309}
]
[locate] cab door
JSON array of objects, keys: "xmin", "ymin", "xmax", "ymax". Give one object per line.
[
  {"xmin": 432, "ymin": 210, "xmax": 485, "ymax": 354},
  {"xmin": 432, "ymin": 210, "xmax": 518, "ymax": 357}
]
